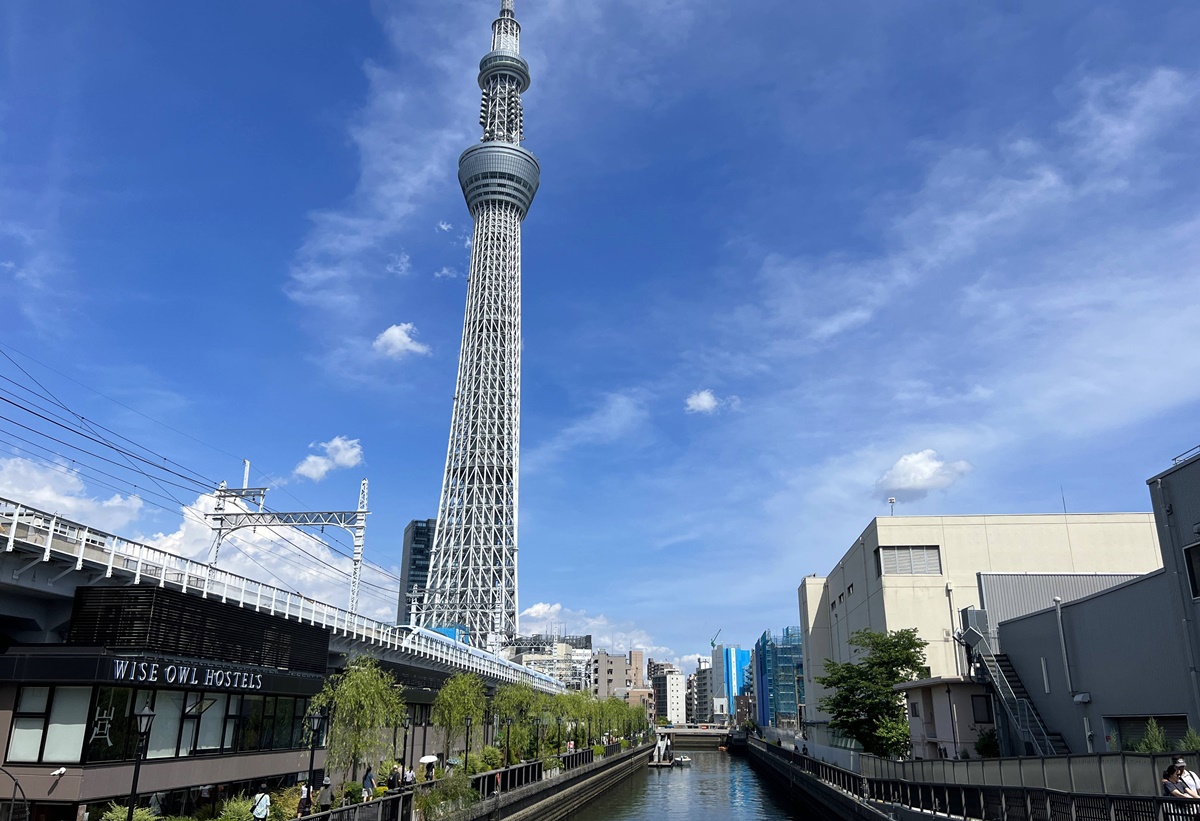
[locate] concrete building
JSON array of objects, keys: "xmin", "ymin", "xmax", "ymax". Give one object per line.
[
  {"xmin": 712, "ymin": 645, "xmax": 751, "ymax": 722},
  {"xmin": 692, "ymin": 662, "xmax": 714, "ymax": 724},
  {"xmin": 397, "ymin": 518, "xmax": 436, "ymax": 623},
  {"xmin": 590, "ymin": 649, "xmax": 644, "ymax": 700},
  {"xmin": 989, "ymin": 446, "xmax": 1200, "ymax": 754},
  {"xmin": 652, "ymin": 670, "xmax": 686, "ymax": 725},
  {"xmin": 507, "ymin": 639, "xmax": 592, "ymax": 690},
  {"xmin": 798, "ymin": 513, "xmax": 1162, "ymax": 750}
]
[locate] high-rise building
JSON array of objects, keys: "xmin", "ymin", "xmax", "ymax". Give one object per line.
[
  {"xmin": 652, "ymin": 669, "xmax": 686, "ymax": 725},
  {"xmin": 693, "ymin": 662, "xmax": 714, "ymax": 724},
  {"xmin": 397, "ymin": 518, "xmax": 436, "ymax": 623},
  {"xmin": 711, "ymin": 645, "xmax": 751, "ymax": 715},
  {"xmin": 419, "ymin": 0, "xmax": 541, "ymax": 652},
  {"xmin": 753, "ymin": 627, "xmax": 803, "ymax": 729}
]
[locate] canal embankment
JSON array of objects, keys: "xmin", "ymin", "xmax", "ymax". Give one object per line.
[{"xmin": 747, "ymin": 738, "xmax": 892, "ymax": 821}]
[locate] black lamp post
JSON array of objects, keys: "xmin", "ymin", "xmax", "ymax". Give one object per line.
[
  {"xmin": 504, "ymin": 717, "xmax": 513, "ymax": 767},
  {"xmin": 556, "ymin": 716, "xmax": 563, "ymax": 755},
  {"xmin": 306, "ymin": 710, "xmax": 326, "ymax": 802},
  {"xmin": 532, "ymin": 717, "xmax": 541, "ymax": 760},
  {"xmin": 125, "ymin": 705, "xmax": 156, "ymax": 821},
  {"xmin": 401, "ymin": 717, "xmax": 410, "ymax": 767},
  {"xmin": 464, "ymin": 715, "xmax": 472, "ymax": 775}
]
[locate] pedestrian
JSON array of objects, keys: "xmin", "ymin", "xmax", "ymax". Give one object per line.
[
  {"xmin": 296, "ymin": 779, "xmax": 312, "ymax": 818},
  {"xmin": 317, "ymin": 777, "xmax": 334, "ymax": 813},
  {"xmin": 404, "ymin": 767, "xmax": 415, "ymax": 786},
  {"xmin": 425, "ymin": 761, "xmax": 435, "ymax": 781},
  {"xmin": 251, "ymin": 784, "xmax": 271, "ymax": 821},
  {"xmin": 361, "ymin": 764, "xmax": 376, "ymax": 802},
  {"xmin": 1175, "ymin": 758, "xmax": 1200, "ymax": 797},
  {"xmin": 387, "ymin": 764, "xmax": 400, "ymax": 791}
]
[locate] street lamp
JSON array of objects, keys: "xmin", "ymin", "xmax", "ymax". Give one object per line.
[
  {"xmin": 504, "ymin": 717, "xmax": 513, "ymax": 767},
  {"xmin": 401, "ymin": 717, "xmax": 410, "ymax": 768},
  {"xmin": 126, "ymin": 705, "xmax": 156, "ymax": 821},
  {"xmin": 556, "ymin": 716, "xmax": 563, "ymax": 755},
  {"xmin": 532, "ymin": 717, "xmax": 541, "ymax": 760},
  {"xmin": 306, "ymin": 710, "xmax": 326, "ymax": 802},
  {"xmin": 464, "ymin": 715, "xmax": 472, "ymax": 776}
]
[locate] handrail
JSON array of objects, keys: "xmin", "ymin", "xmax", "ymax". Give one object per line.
[
  {"xmin": 0, "ymin": 495, "xmax": 562, "ymax": 693},
  {"xmin": 972, "ymin": 633, "xmax": 1057, "ymax": 755}
]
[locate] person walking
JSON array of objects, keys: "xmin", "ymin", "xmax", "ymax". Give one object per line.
[
  {"xmin": 296, "ymin": 779, "xmax": 311, "ymax": 818},
  {"xmin": 317, "ymin": 778, "xmax": 334, "ymax": 813},
  {"xmin": 386, "ymin": 764, "xmax": 400, "ymax": 791},
  {"xmin": 251, "ymin": 784, "xmax": 271, "ymax": 821},
  {"xmin": 361, "ymin": 764, "xmax": 376, "ymax": 803}
]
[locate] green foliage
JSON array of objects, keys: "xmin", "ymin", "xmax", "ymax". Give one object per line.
[
  {"xmin": 413, "ymin": 771, "xmax": 478, "ymax": 821},
  {"xmin": 480, "ymin": 745, "xmax": 504, "ymax": 770},
  {"xmin": 815, "ymin": 628, "xmax": 928, "ymax": 758},
  {"xmin": 975, "ymin": 728, "xmax": 1001, "ymax": 758},
  {"xmin": 100, "ymin": 804, "xmax": 157, "ymax": 821},
  {"xmin": 268, "ymin": 786, "xmax": 302, "ymax": 821},
  {"xmin": 1134, "ymin": 718, "xmax": 1170, "ymax": 753},
  {"xmin": 216, "ymin": 795, "xmax": 255, "ymax": 821},
  {"xmin": 542, "ymin": 755, "xmax": 563, "ymax": 772},
  {"xmin": 341, "ymin": 782, "xmax": 361, "ymax": 806},
  {"xmin": 656, "ymin": 716, "xmax": 670, "ymax": 726},
  {"xmin": 620, "ymin": 739, "xmax": 630, "ymax": 749},
  {"xmin": 432, "ymin": 673, "xmax": 486, "ymax": 761},
  {"xmin": 592, "ymin": 744, "xmax": 604, "ymax": 757},
  {"xmin": 1177, "ymin": 727, "xmax": 1200, "ymax": 752},
  {"xmin": 310, "ymin": 656, "xmax": 406, "ymax": 779}
]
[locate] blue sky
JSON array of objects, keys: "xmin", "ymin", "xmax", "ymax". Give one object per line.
[{"xmin": 2, "ymin": 0, "xmax": 1199, "ymax": 670}]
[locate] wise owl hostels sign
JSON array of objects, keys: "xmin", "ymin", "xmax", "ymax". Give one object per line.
[{"xmin": 111, "ymin": 658, "xmax": 265, "ymax": 690}]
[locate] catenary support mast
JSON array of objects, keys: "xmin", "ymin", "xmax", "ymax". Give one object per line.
[{"xmin": 418, "ymin": 0, "xmax": 540, "ymax": 653}]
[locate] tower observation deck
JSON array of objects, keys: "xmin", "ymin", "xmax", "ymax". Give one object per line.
[{"xmin": 418, "ymin": 0, "xmax": 540, "ymax": 653}]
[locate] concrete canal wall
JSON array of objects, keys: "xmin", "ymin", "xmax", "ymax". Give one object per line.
[
  {"xmin": 441, "ymin": 744, "xmax": 651, "ymax": 821},
  {"xmin": 746, "ymin": 739, "xmax": 891, "ymax": 821}
]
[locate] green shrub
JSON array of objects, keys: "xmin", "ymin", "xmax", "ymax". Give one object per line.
[
  {"xmin": 541, "ymin": 755, "xmax": 563, "ymax": 772},
  {"xmin": 1135, "ymin": 718, "xmax": 1170, "ymax": 753},
  {"xmin": 591, "ymin": 744, "xmax": 604, "ymax": 757},
  {"xmin": 100, "ymin": 804, "xmax": 156, "ymax": 821},
  {"xmin": 269, "ymin": 786, "xmax": 302, "ymax": 821},
  {"xmin": 217, "ymin": 794, "xmax": 254, "ymax": 821},
  {"xmin": 413, "ymin": 771, "xmax": 478, "ymax": 821},
  {"xmin": 620, "ymin": 739, "xmax": 629, "ymax": 749},
  {"xmin": 341, "ymin": 782, "xmax": 361, "ymax": 805},
  {"xmin": 1178, "ymin": 728, "xmax": 1200, "ymax": 752},
  {"xmin": 480, "ymin": 745, "xmax": 504, "ymax": 770},
  {"xmin": 975, "ymin": 728, "xmax": 1000, "ymax": 758}
]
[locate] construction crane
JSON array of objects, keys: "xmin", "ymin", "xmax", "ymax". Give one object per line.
[{"xmin": 710, "ymin": 628, "xmax": 722, "ymax": 649}]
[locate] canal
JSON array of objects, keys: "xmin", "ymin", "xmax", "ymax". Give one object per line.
[{"xmin": 564, "ymin": 750, "xmax": 802, "ymax": 820}]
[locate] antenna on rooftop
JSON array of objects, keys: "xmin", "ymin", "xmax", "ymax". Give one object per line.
[{"xmin": 888, "ymin": 497, "xmax": 896, "ymax": 516}]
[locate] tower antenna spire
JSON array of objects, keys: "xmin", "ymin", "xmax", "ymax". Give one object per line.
[{"xmin": 417, "ymin": 0, "xmax": 540, "ymax": 654}]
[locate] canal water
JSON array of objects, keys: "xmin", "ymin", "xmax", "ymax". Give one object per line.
[{"xmin": 564, "ymin": 750, "xmax": 802, "ymax": 820}]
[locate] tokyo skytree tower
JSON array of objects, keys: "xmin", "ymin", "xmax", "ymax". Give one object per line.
[{"xmin": 418, "ymin": 0, "xmax": 539, "ymax": 652}]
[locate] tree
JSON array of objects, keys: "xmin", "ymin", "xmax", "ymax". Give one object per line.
[
  {"xmin": 432, "ymin": 673, "xmax": 486, "ymax": 762},
  {"xmin": 815, "ymin": 628, "xmax": 927, "ymax": 758},
  {"xmin": 310, "ymin": 656, "xmax": 406, "ymax": 780},
  {"xmin": 1178, "ymin": 727, "xmax": 1200, "ymax": 753},
  {"xmin": 1134, "ymin": 718, "xmax": 1169, "ymax": 752}
]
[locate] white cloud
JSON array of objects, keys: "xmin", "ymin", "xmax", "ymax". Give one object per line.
[
  {"xmin": 372, "ymin": 323, "xmax": 432, "ymax": 358},
  {"xmin": 386, "ymin": 252, "xmax": 411, "ymax": 275},
  {"xmin": 875, "ymin": 449, "xmax": 972, "ymax": 502},
  {"xmin": 0, "ymin": 456, "xmax": 143, "ymax": 532},
  {"xmin": 436, "ymin": 221, "xmax": 453, "ymax": 232},
  {"xmin": 433, "ymin": 266, "xmax": 458, "ymax": 279},
  {"xmin": 684, "ymin": 389, "xmax": 719, "ymax": 414},
  {"xmin": 520, "ymin": 602, "xmax": 673, "ymax": 658},
  {"xmin": 293, "ymin": 436, "xmax": 365, "ymax": 482}
]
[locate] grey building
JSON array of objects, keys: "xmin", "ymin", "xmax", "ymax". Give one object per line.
[
  {"xmin": 397, "ymin": 518, "xmax": 436, "ymax": 623},
  {"xmin": 991, "ymin": 444, "xmax": 1200, "ymax": 754}
]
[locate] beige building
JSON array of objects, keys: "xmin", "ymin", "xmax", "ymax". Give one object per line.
[
  {"xmin": 798, "ymin": 513, "xmax": 1162, "ymax": 754},
  {"xmin": 591, "ymin": 649, "xmax": 645, "ymax": 700}
]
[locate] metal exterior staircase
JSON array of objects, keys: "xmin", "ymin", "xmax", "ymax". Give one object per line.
[{"xmin": 992, "ymin": 653, "xmax": 1071, "ymax": 756}]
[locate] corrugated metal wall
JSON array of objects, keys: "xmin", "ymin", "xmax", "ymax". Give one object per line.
[{"xmin": 978, "ymin": 572, "xmax": 1146, "ymax": 632}]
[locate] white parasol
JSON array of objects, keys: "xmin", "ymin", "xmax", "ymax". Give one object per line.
[{"xmin": 418, "ymin": 755, "xmax": 439, "ymax": 765}]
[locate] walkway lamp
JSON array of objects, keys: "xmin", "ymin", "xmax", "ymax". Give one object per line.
[
  {"xmin": 465, "ymin": 715, "xmax": 472, "ymax": 775},
  {"xmin": 307, "ymin": 710, "xmax": 326, "ymax": 798},
  {"xmin": 126, "ymin": 705, "xmax": 156, "ymax": 821},
  {"xmin": 402, "ymin": 717, "xmax": 410, "ymax": 767},
  {"xmin": 532, "ymin": 717, "xmax": 541, "ymax": 759},
  {"xmin": 556, "ymin": 716, "xmax": 563, "ymax": 755},
  {"xmin": 504, "ymin": 717, "xmax": 514, "ymax": 766}
]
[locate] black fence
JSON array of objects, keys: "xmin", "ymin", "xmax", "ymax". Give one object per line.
[
  {"xmin": 753, "ymin": 739, "xmax": 1200, "ymax": 821},
  {"xmin": 467, "ymin": 760, "xmax": 544, "ymax": 798},
  {"xmin": 561, "ymin": 749, "xmax": 595, "ymax": 771},
  {"xmin": 604, "ymin": 743, "xmax": 622, "ymax": 758}
]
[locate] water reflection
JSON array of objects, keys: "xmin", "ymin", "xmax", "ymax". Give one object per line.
[{"xmin": 564, "ymin": 750, "xmax": 802, "ymax": 821}]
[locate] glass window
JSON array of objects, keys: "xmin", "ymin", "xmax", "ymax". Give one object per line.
[
  {"xmin": 1185, "ymin": 543, "xmax": 1200, "ymax": 598},
  {"xmin": 18, "ymin": 687, "xmax": 50, "ymax": 713},
  {"xmin": 274, "ymin": 698, "xmax": 296, "ymax": 750},
  {"xmin": 972, "ymin": 695, "xmax": 994, "ymax": 724},
  {"xmin": 197, "ymin": 693, "xmax": 227, "ymax": 752},
  {"xmin": 87, "ymin": 687, "xmax": 135, "ymax": 763},
  {"xmin": 147, "ymin": 691, "xmax": 186, "ymax": 759},
  {"xmin": 241, "ymin": 695, "xmax": 265, "ymax": 752},
  {"xmin": 43, "ymin": 687, "xmax": 91, "ymax": 763},
  {"xmin": 8, "ymin": 717, "xmax": 45, "ymax": 762}
]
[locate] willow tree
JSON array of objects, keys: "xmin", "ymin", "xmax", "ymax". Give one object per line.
[
  {"xmin": 432, "ymin": 673, "xmax": 486, "ymax": 763},
  {"xmin": 310, "ymin": 656, "xmax": 406, "ymax": 779}
]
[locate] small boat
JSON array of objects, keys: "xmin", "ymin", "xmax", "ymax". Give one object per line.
[{"xmin": 673, "ymin": 756, "xmax": 692, "ymax": 767}]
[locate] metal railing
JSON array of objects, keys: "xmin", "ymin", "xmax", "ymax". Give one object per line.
[
  {"xmin": 0, "ymin": 496, "xmax": 562, "ymax": 693},
  {"xmin": 972, "ymin": 633, "xmax": 1057, "ymax": 756},
  {"xmin": 755, "ymin": 740, "xmax": 1200, "ymax": 821}
]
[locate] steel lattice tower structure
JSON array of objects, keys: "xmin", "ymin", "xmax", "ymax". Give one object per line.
[{"xmin": 418, "ymin": 0, "xmax": 540, "ymax": 653}]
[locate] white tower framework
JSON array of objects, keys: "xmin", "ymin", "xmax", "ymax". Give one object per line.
[{"xmin": 419, "ymin": 0, "xmax": 540, "ymax": 653}]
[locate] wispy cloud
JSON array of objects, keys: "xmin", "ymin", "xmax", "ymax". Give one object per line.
[
  {"xmin": 372, "ymin": 323, "xmax": 432, "ymax": 359},
  {"xmin": 436, "ymin": 220, "xmax": 453, "ymax": 232},
  {"xmin": 433, "ymin": 266, "xmax": 458, "ymax": 279},
  {"xmin": 525, "ymin": 391, "xmax": 650, "ymax": 472},
  {"xmin": 875, "ymin": 450, "xmax": 972, "ymax": 502},
  {"xmin": 386, "ymin": 252, "xmax": 411, "ymax": 276},
  {"xmin": 684, "ymin": 389, "xmax": 739, "ymax": 414},
  {"xmin": 520, "ymin": 601, "xmax": 673, "ymax": 658},
  {"xmin": 293, "ymin": 436, "xmax": 365, "ymax": 482}
]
